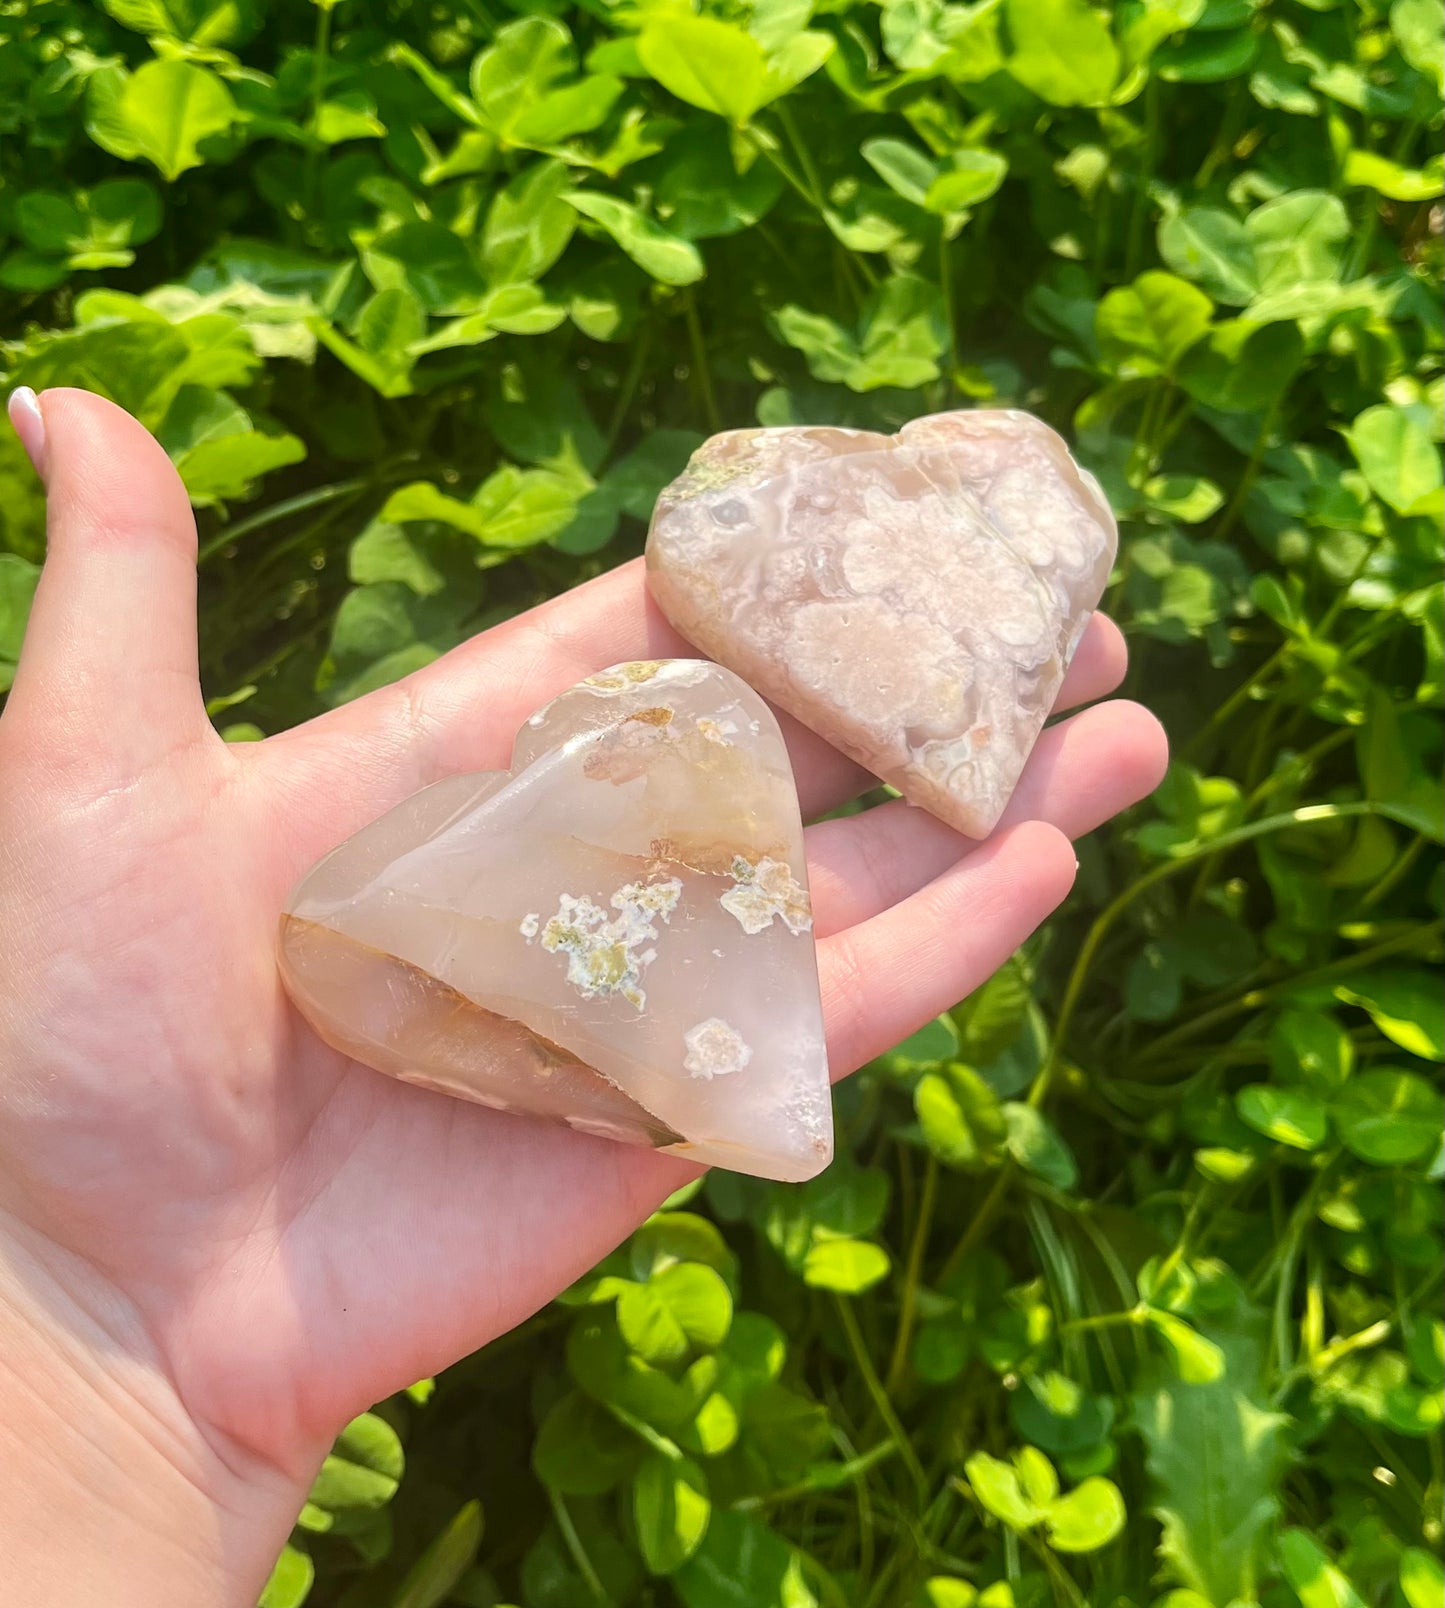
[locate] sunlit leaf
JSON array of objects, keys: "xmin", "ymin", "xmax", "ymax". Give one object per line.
[
  {"xmin": 1335, "ymin": 970, "xmax": 1445, "ymax": 1060},
  {"xmin": 1400, "ymin": 1549, "xmax": 1445, "ymax": 1608},
  {"xmin": 1003, "ymin": 0, "xmax": 1121, "ymax": 104},
  {"xmin": 1002, "ymin": 1102, "xmax": 1078, "ymax": 1189},
  {"xmin": 617, "ymin": 1264, "xmax": 734, "ymax": 1364},
  {"xmin": 1330, "ymin": 1071, "xmax": 1445, "ymax": 1165},
  {"xmin": 300, "ymin": 1412, "xmax": 404, "ymax": 1530},
  {"xmin": 113, "ymin": 59, "xmax": 237, "ymax": 181},
  {"xmin": 965, "ymin": 1451, "xmax": 1040, "ymax": 1529},
  {"xmin": 1236, "ymin": 1085, "xmax": 1329, "ymax": 1150},
  {"xmin": 632, "ymin": 1453, "xmax": 711, "ymax": 1575},
  {"xmin": 1346, "ymin": 405, "xmax": 1444, "ymax": 516},
  {"xmin": 1133, "ymin": 1323, "xmax": 1289, "ymax": 1600},
  {"xmin": 674, "ymin": 1510, "xmax": 818, "ymax": 1608},
  {"xmin": 1044, "ymin": 1476, "xmax": 1126, "ymax": 1552},
  {"xmin": 1278, "ymin": 1530, "xmax": 1367, "ymax": 1608},
  {"xmin": 801, "ymin": 1239, "xmax": 891, "ymax": 1293},
  {"xmin": 258, "ymin": 1544, "xmax": 314, "ymax": 1608},
  {"xmin": 565, "ymin": 191, "xmax": 704, "ymax": 285},
  {"xmin": 638, "ymin": 17, "xmax": 769, "ymax": 123},
  {"xmin": 916, "ymin": 1063, "xmax": 1007, "ymax": 1169},
  {"xmin": 0, "ymin": 555, "xmax": 41, "ymax": 694},
  {"xmin": 391, "ymin": 1502, "xmax": 485, "ymax": 1608}
]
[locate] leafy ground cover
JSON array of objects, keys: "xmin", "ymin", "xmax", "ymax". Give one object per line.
[{"xmin": 2, "ymin": 0, "xmax": 1443, "ymax": 1604}]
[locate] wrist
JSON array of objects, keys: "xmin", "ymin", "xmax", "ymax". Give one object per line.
[{"xmin": 0, "ymin": 1222, "xmax": 308, "ymax": 1606}]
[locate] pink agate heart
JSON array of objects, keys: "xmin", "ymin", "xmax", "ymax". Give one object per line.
[
  {"xmin": 279, "ymin": 660, "xmax": 833, "ymax": 1182},
  {"xmin": 646, "ymin": 410, "xmax": 1117, "ymax": 839}
]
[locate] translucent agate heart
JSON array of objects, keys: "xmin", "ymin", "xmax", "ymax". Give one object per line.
[
  {"xmin": 646, "ymin": 410, "xmax": 1118, "ymax": 840},
  {"xmin": 279, "ymin": 660, "xmax": 833, "ymax": 1182}
]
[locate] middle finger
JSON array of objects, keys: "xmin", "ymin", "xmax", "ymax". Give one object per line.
[{"xmin": 805, "ymin": 697, "xmax": 1168, "ymax": 937}]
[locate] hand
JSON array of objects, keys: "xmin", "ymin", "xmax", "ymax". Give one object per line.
[{"xmin": 0, "ymin": 390, "xmax": 1167, "ymax": 1603}]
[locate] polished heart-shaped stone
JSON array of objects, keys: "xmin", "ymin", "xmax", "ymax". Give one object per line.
[
  {"xmin": 646, "ymin": 410, "xmax": 1117, "ymax": 840},
  {"xmin": 279, "ymin": 660, "xmax": 833, "ymax": 1182}
]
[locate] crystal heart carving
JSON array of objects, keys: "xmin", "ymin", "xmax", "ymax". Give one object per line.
[
  {"xmin": 646, "ymin": 410, "xmax": 1118, "ymax": 840},
  {"xmin": 279, "ymin": 660, "xmax": 833, "ymax": 1182}
]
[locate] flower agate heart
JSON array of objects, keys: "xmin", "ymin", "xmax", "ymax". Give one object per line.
[
  {"xmin": 279, "ymin": 660, "xmax": 833, "ymax": 1182},
  {"xmin": 646, "ymin": 410, "xmax": 1117, "ymax": 840}
]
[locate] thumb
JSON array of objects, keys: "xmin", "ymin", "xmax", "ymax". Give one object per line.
[{"xmin": 2, "ymin": 387, "xmax": 213, "ymax": 780}]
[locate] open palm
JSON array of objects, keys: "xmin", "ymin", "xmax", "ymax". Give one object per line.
[{"xmin": 0, "ymin": 391, "xmax": 1166, "ymax": 1598}]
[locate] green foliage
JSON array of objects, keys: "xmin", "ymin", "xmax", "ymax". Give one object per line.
[
  {"xmin": 964, "ymin": 1445, "xmax": 1127, "ymax": 1552},
  {"xmin": 1133, "ymin": 1316, "xmax": 1291, "ymax": 1602},
  {"xmin": 0, "ymin": 0, "xmax": 1440, "ymax": 1601}
]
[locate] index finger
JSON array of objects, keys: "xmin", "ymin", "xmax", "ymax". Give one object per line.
[{"xmin": 263, "ymin": 557, "xmax": 1125, "ymax": 832}]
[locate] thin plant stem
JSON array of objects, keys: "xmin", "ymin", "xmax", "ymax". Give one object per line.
[
  {"xmin": 939, "ymin": 233, "xmax": 959, "ymax": 397},
  {"xmin": 774, "ymin": 101, "xmax": 878, "ymax": 290},
  {"xmin": 1130, "ymin": 920, "xmax": 1443, "ymax": 1069},
  {"xmin": 937, "ymin": 1165, "xmax": 1013, "ymax": 1286},
  {"xmin": 1246, "ymin": 725, "xmax": 1355, "ymax": 810},
  {"xmin": 1037, "ymin": 802, "xmax": 1382, "ymax": 1104},
  {"xmin": 684, "ymin": 294, "xmax": 722, "ymax": 433},
  {"xmin": 777, "ymin": 101, "xmax": 826, "ymax": 209},
  {"xmin": 1125, "ymin": 76, "xmax": 1160, "ymax": 280},
  {"xmin": 745, "ymin": 130, "xmax": 818, "ymax": 211},
  {"xmin": 1092, "ymin": 173, "xmax": 1115, "ymax": 277},
  {"xmin": 1273, "ymin": 1317, "xmax": 1394, "ymax": 1405},
  {"xmin": 232, "ymin": 493, "xmax": 370, "ymax": 599},
  {"xmin": 1004, "ymin": 1527, "xmax": 1022, "ymax": 1580},
  {"xmin": 860, "ymin": 1544, "xmax": 903, "ymax": 1608},
  {"xmin": 1021, "ymin": 1308, "xmax": 1145, "ymax": 1370},
  {"xmin": 852, "ymin": 1443, "xmax": 877, "ymax": 1590},
  {"xmin": 1150, "ymin": 392, "xmax": 1197, "ymax": 463},
  {"xmin": 1153, "ymin": 1181, "xmax": 1217, "ymax": 1289},
  {"xmin": 1317, "ymin": 539, "xmax": 1378, "ymax": 638},
  {"xmin": 885, "ymin": 1153, "xmax": 939, "ymax": 1393},
  {"xmin": 304, "ymin": 1, "xmax": 336, "ymax": 225},
  {"xmin": 755, "ymin": 220, "xmax": 811, "ymax": 295},
  {"xmin": 1214, "ymin": 394, "xmax": 1281, "ymax": 542},
  {"xmin": 1195, "ymin": 84, "xmax": 1244, "ymax": 186},
  {"xmin": 1361, "ymin": 832, "xmax": 1427, "ymax": 908},
  {"xmin": 833, "ymin": 1295, "xmax": 929, "ymax": 1503},
  {"xmin": 1182, "ymin": 643, "xmax": 1288, "ymax": 758},
  {"xmin": 1345, "ymin": 116, "xmax": 1422, "ymax": 281},
  {"xmin": 1129, "ymin": 383, "xmax": 1168, "ymax": 481},
  {"xmin": 602, "ymin": 319, "xmax": 652, "ymax": 455},
  {"xmin": 1074, "ymin": 1208, "xmax": 1145, "ymax": 1313},
  {"xmin": 736, "ymin": 1439, "xmax": 898, "ymax": 1511},
  {"xmin": 226, "ymin": 615, "xmax": 330, "ymax": 699},
  {"xmin": 1187, "ymin": 721, "xmax": 1357, "ymax": 910},
  {"xmin": 454, "ymin": 0, "xmax": 500, "ymax": 34},
  {"xmin": 548, "ymin": 1490, "xmax": 606, "ymax": 1604},
  {"xmin": 1140, "ymin": 381, "xmax": 1179, "ymax": 477},
  {"xmin": 1252, "ymin": 1166, "xmax": 1336, "ymax": 1386},
  {"xmin": 1022, "ymin": 1527, "xmax": 1089, "ymax": 1608},
  {"xmin": 198, "ymin": 479, "xmax": 371, "ymax": 563},
  {"xmin": 747, "ymin": 119, "xmax": 878, "ymax": 292}
]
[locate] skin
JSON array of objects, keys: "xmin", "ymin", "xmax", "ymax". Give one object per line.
[{"xmin": 0, "ymin": 389, "xmax": 1168, "ymax": 1604}]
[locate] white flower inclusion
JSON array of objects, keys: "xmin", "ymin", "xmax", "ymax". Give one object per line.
[
  {"xmin": 684, "ymin": 1018, "xmax": 753, "ymax": 1079},
  {"xmin": 534, "ymin": 879, "xmax": 682, "ymax": 1010}
]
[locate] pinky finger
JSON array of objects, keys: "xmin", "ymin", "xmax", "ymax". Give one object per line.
[{"xmin": 819, "ymin": 821, "xmax": 1077, "ymax": 1079}]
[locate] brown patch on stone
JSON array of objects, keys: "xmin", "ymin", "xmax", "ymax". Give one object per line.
[
  {"xmin": 582, "ymin": 720, "xmax": 672, "ymax": 784},
  {"xmin": 279, "ymin": 916, "xmax": 685, "ymax": 1147},
  {"xmin": 583, "ymin": 660, "xmax": 666, "ymax": 691},
  {"xmin": 649, "ymin": 838, "xmax": 786, "ymax": 877}
]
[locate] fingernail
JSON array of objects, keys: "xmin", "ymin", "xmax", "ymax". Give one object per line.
[{"xmin": 7, "ymin": 386, "xmax": 46, "ymax": 480}]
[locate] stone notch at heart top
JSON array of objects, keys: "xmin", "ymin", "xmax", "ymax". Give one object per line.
[
  {"xmin": 278, "ymin": 660, "xmax": 833, "ymax": 1182},
  {"xmin": 646, "ymin": 410, "xmax": 1118, "ymax": 841}
]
